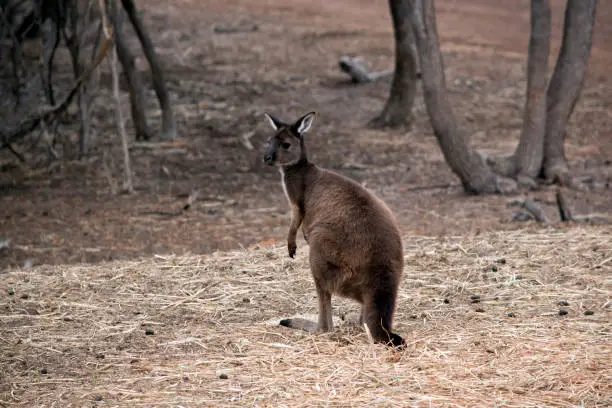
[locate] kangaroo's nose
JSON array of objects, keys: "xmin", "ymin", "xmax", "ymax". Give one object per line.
[{"xmin": 264, "ymin": 154, "xmax": 274, "ymax": 165}]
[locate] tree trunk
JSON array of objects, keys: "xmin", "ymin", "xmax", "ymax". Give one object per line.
[
  {"xmin": 42, "ymin": 20, "xmax": 60, "ymax": 106},
  {"xmin": 542, "ymin": 0, "xmax": 597, "ymax": 184},
  {"xmin": 513, "ymin": 0, "xmax": 551, "ymax": 185},
  {"xmin": 110, "ymin": 1, "xmax": 152, "ymax": 141},
  {"xmin": 408, "ymin": 0, "xmax": 503, "ymax": 194},
  {"xmin": 120, "ymin": 0, "xmax": 176, "ymax": 141},
  {"xmin": 370, "ymin": 0, "xmax": 418, "ymax": 129}
]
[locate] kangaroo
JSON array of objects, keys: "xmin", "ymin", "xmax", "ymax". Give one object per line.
[{"xmin": 263, "ymin": 111, "xmax": 405, "ymax": 348}]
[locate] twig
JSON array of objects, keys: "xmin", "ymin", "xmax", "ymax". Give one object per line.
[
  {"xmin": 5, "ymin": 143, "xmax": 25, "ymax": 163},
  {"xmin": 138, "ymin": 210, "xmax": 184, "ymax": 217}
]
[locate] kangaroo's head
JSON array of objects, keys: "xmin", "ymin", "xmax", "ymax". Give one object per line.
[{"xmin": 263, "ymin": 112, "xmax": 316, "ymax": 167}]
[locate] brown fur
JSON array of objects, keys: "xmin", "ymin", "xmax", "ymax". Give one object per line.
[{"xmin": 263, "ymin": 112, "xmax": 405, "ymax": 348}]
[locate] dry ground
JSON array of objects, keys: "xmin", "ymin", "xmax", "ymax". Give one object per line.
[
  {"xmin": 1, "ymin": 227, "xmax": 610, "ymax": 407},
  {"xmin": 1, "ymin": 0, "xmax": 611, "ymax": 268}
]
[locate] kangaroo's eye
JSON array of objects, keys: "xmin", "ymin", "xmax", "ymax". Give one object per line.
[{"xmin": 281, "ymin": 142, "xmax": 291, "ymax": 150}]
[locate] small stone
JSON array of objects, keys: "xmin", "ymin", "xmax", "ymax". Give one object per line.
[
  {"xmin": 495, "ymin": 258, "xmax": 507, "ymax": 264},
  {"xmin": 558, "ymin": 310, "xmax": 568, "ymax": 316},
  {"xmin": 443, "ymin": 298, "xmax": 450, "ymax": 304},
  {"xmin": 558, "ymin": 300, "xmax": 570, "ymax": 306},
  {"xmin": 470, "ymin": 295, "xmax": 480, "ymax": 300},
  {"xmin": 475, "ymin": 308, "xmax": 485, "ymax": 313},
  {"xmin": 491, "ymin": 265, "xmax": 498, "ymax": 272},
  {"xmin": 94, "ymin": 395, "xmax": 104, "ymax": 402},
  {"xmin": 219, "ymin": 373, "xmax": 229, "ymax": 379},
  {"xmin": 507, "ymin": 313, "xmax": 516, "ymax": 318},
  {"xmin": 20, "ymin": 293, "xmax": 29, "ymax": 299},
  {"xmin": 145, "ymin": 329, "xmax": 155, "ymax": 335},
  {"xmin": 40, "ymin": 368, "xmax": 48, "ymax": 375},
  {"xmin": 95, "ymin": 353, "xmax": 105, "ymax": 359},
  {"xmin": 584, "ymin": 310, "xmax": 594, "ymax": 316},
  {"xmin": 242, "ymin": 297, "xmax": 250, "ymax": 303}
]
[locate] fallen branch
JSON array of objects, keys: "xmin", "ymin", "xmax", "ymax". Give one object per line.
[
  {"xmin": 522, "ymin": 199, "xmax": 549, "ymax": 224},
  {"xmin": 338, "ymin": 56, "xmax": 393, "ymax": 83}
]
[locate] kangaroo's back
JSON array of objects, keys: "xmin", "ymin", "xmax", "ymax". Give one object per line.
[{"xmin": 302, "ymin": 167, "xmax": 403, "ymax": 273}]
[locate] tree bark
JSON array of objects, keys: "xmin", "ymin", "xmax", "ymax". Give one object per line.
[
  {"xmin": 370, "ymin": 0, "xmax": 418, "ymax": 129},
  {"xmin": 513, "ymin": 0, "xmax": 551, "ymax": 184},
  {"xmin": 110, "ymin": 1, "xmax": 152, "ymax": 141},
  {"xmin": 408, "ymin": 0, "xmax": 503, "ymax": 194},
  {"xmin": 120, "ymin": 0, "xmax": 176, "ymax": 141},
  {"xmin": 542, "ymin": 0, "xmax": 597, "ymax": 183}
]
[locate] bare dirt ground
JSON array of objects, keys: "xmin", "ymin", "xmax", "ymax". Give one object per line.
[{"xmin": 1, "ymin": 0, "xmax": 611, "ymax": 268}]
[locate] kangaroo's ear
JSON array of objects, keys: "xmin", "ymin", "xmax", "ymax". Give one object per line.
[
  {"xmin": 294, "ymin": 112, "xmax": 316, "ymax": 136},
  {"xmin": 264, "ymin": 112, "xmax": 284, "ymax": 131}
]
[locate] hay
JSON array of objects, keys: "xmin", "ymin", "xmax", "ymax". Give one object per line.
[{"xmin": 1, "ymin": 226, "xmax": 610, "ymax": 407}]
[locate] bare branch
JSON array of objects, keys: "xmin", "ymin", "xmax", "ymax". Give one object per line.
[{"xmin": 1, "ymin": 35, "xmax": 112, "ymax": 151}]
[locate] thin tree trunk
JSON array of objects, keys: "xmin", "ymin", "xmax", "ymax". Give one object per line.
[
  {"xmin": 370, "ymin": 0, "xmax": 418, "ymax": 129},
  {"xmin": 543, "ymin": 0, "xmax": 597, "ymax": 183},
  {"xmin": 110, "ymin": 1, "xmax": 152, "ymax": 141},
  {"xmin": 99, "ymin": 0, "xmax": 133, "ymax": 193},
  {"xmin": 513, "ymin": 0, "xmax": 551, "ymax": 185},
  {"xmin": 120, "ymin": 0, "xmax": 176, "ymax": 141},
  {"xmin": 42, "ymin": 20, "xmax": 60, "ymax": 106},
  {"xmin": 63, "ymin": 0, "xmax": 92, "ymax": 157},
  {"xmin": 408, "ymin": 0, "xmax": 503, "ymax": 194}
]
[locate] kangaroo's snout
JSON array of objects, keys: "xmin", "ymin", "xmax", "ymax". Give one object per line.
[{"xmin": 263, "ymin": 153, "xmax": 275, "ymax": 165}]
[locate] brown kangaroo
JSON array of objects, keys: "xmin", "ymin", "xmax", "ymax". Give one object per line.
[{"xmin": 263, "ymin": 111, "xmax": 405, "ymax": 348}]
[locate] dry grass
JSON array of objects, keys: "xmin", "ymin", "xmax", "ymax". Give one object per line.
[{"xmin": 1, "ymin": 226, "xmax": 610, "ymax": 407}]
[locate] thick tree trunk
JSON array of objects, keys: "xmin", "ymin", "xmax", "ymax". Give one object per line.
[
  {"xmin": 513, "ymin": 0, "xmax": 551, "ymax": 185},
  {"xmin": 120, "ymin": 0, "xmax": 176, "ymax": 141},
  {"xmin": 542, "ymin": 0, "xmax": 597, "ymax": 183},
  {"xmin": 408, "ymin": 0, "xmax": 503, "ymax": 194},
  {"xmin": 110, "ymin": 2, "xmax": 152, "ymax": 141},
  {"xmin": 370, "ymin": 0, "xmax": 418, "ymax": 129}
]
